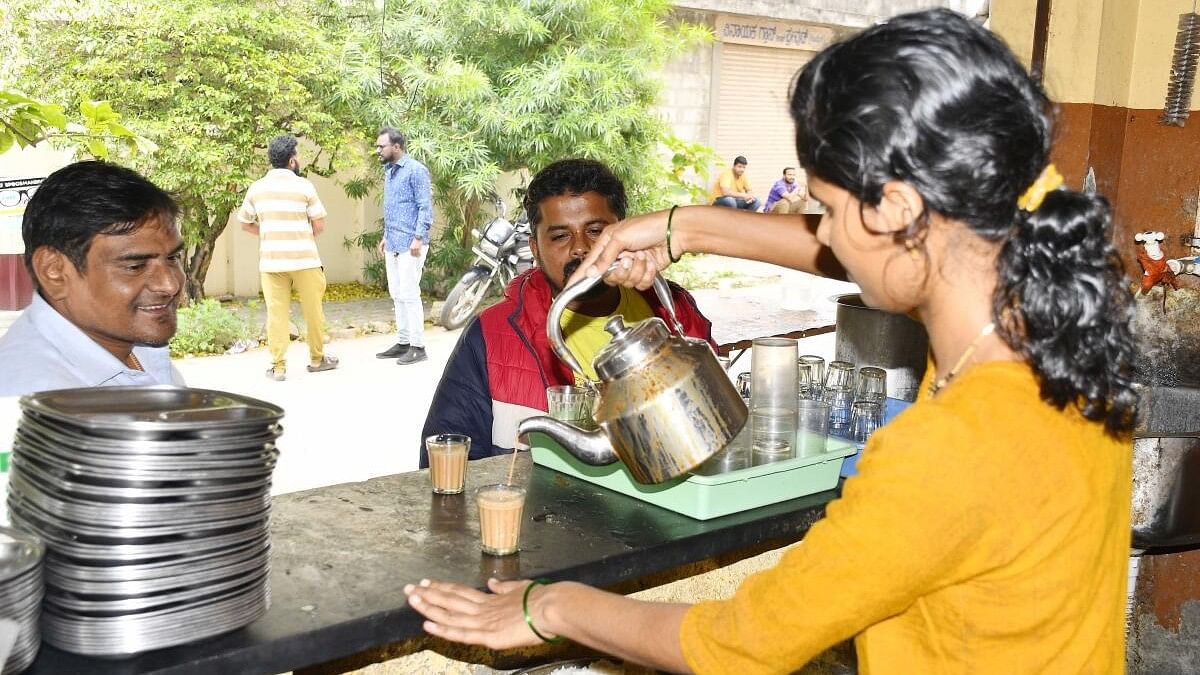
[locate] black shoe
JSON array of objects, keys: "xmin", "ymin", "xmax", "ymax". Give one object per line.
[
  {"xmin": 396, "ymin": 347, "xmax": 427, "ymax": 365},
  {"xmin": 376, "ymin": 343, "xmax": 409, "ymax": 359}
]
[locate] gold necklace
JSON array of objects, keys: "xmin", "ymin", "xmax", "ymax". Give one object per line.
[
  {"xmin": 929, "ymin": 322, "xmax": 996, "ymax": 396},
  {"xmin": 125, "ymin": 351, "xmax": 143, "ymax": 372}
]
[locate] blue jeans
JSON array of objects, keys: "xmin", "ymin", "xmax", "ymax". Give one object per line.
[{"xmin": 714, "ymin": 196, "xmax": 758, "ymax": 211}]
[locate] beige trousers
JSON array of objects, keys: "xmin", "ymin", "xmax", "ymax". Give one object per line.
[
  {"xmin": 261, "ymin": 267, "xmax": 327, "ymax": 369},
  {"xmin": 770, "ymin": 198, "xmax": 807, "ymax": 214}
]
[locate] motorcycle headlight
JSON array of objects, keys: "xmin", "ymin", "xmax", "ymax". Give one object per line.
[
  {"xmin": 478, "ymin": 240, "xmax": 500, "ymax": 257},
  {"xmin": 483, "ymin": 219, "xmax": 515, "ymax": 246}
]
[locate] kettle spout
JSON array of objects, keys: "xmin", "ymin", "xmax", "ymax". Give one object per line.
[{"xmin": 518, "ymin": 416, "xmax": 616, "ymax": 465}]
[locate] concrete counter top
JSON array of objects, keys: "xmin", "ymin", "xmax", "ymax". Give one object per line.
[{"xmin": 25, "ymin": 452, "xmax": 836, "ymax": 674}]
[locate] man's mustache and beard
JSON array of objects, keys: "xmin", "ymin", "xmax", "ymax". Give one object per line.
[{"xmin": 547, "ymin": 257, "xmax": 608, "ymax": 301}]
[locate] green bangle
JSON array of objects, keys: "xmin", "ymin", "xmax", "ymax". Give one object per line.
[
  {"xmin": 523, "ymin": 579, "xmax": 564, "ymax": 644},
  {"xmin": 666, "ymin": 205, "xmax": 682, "ymax": 264}
]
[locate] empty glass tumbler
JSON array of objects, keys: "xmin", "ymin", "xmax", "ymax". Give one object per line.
[
  {"xmin": 796, "ymin": 399, "xmax": 831, "ymax": 457},
  {"xmin": 849, "ymin": 400, "xmax": 885, "ymax": 443},
  {"xmin": 856, "ymin": 367, "xmax": 888, "ymax": 403},
  {"xmin": 750, "ymin": 338, "xmax": 799, "ymax": 454},
  {"xmin": 546, "ymin": 385, "xmax": 597, "ymax": 430},
  {"xmin": 736, "ymin": 372, "xmax": 753, "ymax": 402},
  {"xmin": 823, "ymin": 360, "xmax": 857, "ymax": 436},
  {"xmin": 797, "ymin": 355, "xmax": 826, "ymax": 400}
]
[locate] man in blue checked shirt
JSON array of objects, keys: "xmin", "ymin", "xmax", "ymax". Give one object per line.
[{"xmin": 373, "ymin": 127, "xmax": 433, "ymax": 365}]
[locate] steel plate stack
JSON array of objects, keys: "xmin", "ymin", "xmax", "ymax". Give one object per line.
[
  {"xmin": 6, "ymin": 386, "xmax": 283, "ymax": 657},
  {"xmin": 0, "ymin": 527, "xmax": 44, "ymax": 674}
]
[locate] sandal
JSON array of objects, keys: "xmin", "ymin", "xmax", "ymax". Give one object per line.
[
  {"xmin": 266, "ymin": 367, "xmax": 286, "ymax": 382},
  {"xmin": 307, "ymin": 355, "xmax": 339, "ymax": 373}
]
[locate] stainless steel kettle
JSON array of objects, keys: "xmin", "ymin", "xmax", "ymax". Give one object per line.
[{"xmin": 517, "ymin": 268, "xmax": 747, "ymax": 484}]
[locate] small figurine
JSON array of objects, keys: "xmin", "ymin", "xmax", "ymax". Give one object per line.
[{"xmin": 1135, "ymin": 230, "xmax": 1180, "ymax": 310}]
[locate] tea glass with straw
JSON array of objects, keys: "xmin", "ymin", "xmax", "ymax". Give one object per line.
[
  {"xmin": 823, "ymin": 360, "xmax": 857, "ymax": 437},
  {"xmin": 749, "ymin": 338, "xmax": 799, "ymax": 456},
  {"xmin": 478, "ymin": 433, "xmax": 531, "ymax": 557},
  {"xmin": 798, "ymin": 355, "xmax": 826, "ymax": 400},
  {"xmin": 856, "ymin": 366, "xmax": 888, "ymax": 403}
]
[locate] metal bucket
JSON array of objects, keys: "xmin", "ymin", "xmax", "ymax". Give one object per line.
[
  {"xmin": 833, "ymin": 294, "xmax": 929, "ymax": 401},
  {"xmin": 1132, "ymin": 386, "xmax": 1200, "ymax": 549}
]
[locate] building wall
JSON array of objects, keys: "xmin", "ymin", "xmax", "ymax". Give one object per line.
[
  {"xmin": 991, "ymin": 0, "xmax": 1200, "ymax": 286},
  {"xmin": 660, "ymin": 0, "xmax": 974, "ymax": 202}
]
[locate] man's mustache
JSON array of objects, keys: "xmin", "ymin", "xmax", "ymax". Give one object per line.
[{"xmin": 563, "ymin": 258, "xmax": 582, "ymax": 284}]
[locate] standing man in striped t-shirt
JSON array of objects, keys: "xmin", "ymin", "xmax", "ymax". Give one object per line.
[{"xmin": 237, "ymin": 135, "xmax": 338, "ymax": 381}]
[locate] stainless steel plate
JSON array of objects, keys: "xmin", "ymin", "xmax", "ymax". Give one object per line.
[
  {"xmin": 0, "ymin": 527, "xmax": 43, "ymax": 584},
  {"xmin": 20, "ymin": 386, "xmax": 284, "ymax": 438},
  {"xmin": 17, "ymin": 413, "xmax": 282, "ymax": 455}
]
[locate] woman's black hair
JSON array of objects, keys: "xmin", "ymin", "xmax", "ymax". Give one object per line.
[{"xmin": 789, "ymin": 8, "xmax": 1136, "ymax": 434}]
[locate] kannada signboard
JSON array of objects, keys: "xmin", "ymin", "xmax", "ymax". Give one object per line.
[
  {"xmin": 0, "ymin": 177, "xmax": 42, "ymax": 310},
  {"xmin": 0, "ymin": 177, "xmax": 43, "ymax": 255},
  {"xmin": 714, "ymin": 15, "xmax": 836, "ymax": 52}
]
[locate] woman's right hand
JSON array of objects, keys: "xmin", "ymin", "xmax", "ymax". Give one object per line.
[{"xmin": 571, "ymin": 209, "xmax": 677, "ymax": 291}]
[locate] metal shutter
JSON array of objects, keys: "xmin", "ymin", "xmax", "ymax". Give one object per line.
[{"xmin": 714, "ymin": 43, "xmax": 814, "ymax": 205}]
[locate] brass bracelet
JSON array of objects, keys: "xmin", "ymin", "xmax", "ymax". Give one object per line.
[
  {"xmin": 523, "ymin": 579, "xmax": 564, "ymax": 644},
  {"xmin": 666, "ymin": 205, "xmax": 682, "ymax": 263}
]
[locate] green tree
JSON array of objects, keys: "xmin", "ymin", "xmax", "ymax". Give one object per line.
[
  {"xmin": 330, "ymin": 0, "xmax": 713, "ymax": 293},
  {"xmin": 0, "ymin": 92, "xmax": 145, "ymax": 159},
  {"xmin": 8, "ymin": 0, "xmax": 360, "ymax": 299}
]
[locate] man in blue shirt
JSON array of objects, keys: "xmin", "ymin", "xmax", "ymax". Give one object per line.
[
  {"xmin": 373, "ymin": 127, "xmax": 434, "ymax": 365},
  {"xmin": 0, "ymin": 161, "xmax": 185, "ymax": 396}
]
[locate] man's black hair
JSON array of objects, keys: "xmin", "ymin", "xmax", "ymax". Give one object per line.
[
  {"xmin": 734, "ymin": 155, "xmax": 748, "ymax": 166},
  {"xmin": 783, "ymin": 167, "xmax": 795, "ymax": 175},
  {"xmin": 523, "ymin": 159, "xmax": 627, "ymax": 230},
  {"xmin": 378, "ymin": 127, "xmax": 407, "ymax": 150},
  {"xmin": 268, "ymin": 135, "xmax": 299, "ymax": 169},
  {"xmin": 22, "ymin": 161, "xmax": 178, "ymax": 285}
]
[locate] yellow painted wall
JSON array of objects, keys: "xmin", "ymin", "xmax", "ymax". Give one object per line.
[{"xmin": 991, "ymin": 0, "xmax": 1198, "ymax": 110}]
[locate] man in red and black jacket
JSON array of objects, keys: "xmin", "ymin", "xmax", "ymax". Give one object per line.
[{"xmin": 419, "ymin": 159, "xmax": 713, "ymax": 467}]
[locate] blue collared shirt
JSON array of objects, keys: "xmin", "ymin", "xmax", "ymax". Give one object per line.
[
  {"xmin": 0, "ymin": 294, "xmax": 183, "ymax": 397},
  {"xmin": 381, "ymin": 155, "xmax": 433, "ymax": 252}
]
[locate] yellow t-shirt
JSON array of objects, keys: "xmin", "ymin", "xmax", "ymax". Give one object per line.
[
  {"xmin": 709, "ymin": 168, "xmax": 751, "ymax": 202},
  {"xmin": 680, "ymin": 361, "xmax": 1132, "ymax": 674},
  {"xmin": 559, "ymin": 287, "xmax": 653, "ymax": 383}
]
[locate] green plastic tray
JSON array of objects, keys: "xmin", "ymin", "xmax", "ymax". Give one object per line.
[{"xmin": 529, "ymin": 432, "xmax": 855, "ymax": 520}]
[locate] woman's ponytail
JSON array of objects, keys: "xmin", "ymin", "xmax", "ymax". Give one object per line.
[{"xmin": 993, "ymin": 189, "xmax": 1138, "ymax": 434}]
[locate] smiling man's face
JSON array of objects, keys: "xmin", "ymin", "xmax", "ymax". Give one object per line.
[{"xmin": 48, "ymin": 216, "xmax": 185, "ymax": 358}]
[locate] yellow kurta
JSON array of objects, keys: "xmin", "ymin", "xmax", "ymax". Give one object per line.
[{"xmin": 680, "ymin": 361, "xmax": 1132, "ymax": 674}]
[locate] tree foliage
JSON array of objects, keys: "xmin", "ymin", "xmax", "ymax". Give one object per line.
[
  {"xmin": 0, "ymin": 91, "xmax": 146, "ymax": 159},
  {"xmin": 329, "ymin": 0, "xmax": 713, "ymax": 292},
  {"xmin": 8, "ymin": 0, "xmax": 714, "ymax": 299},
  {"xmin": 8, "ymin": 0, "xmax": 361, "ymax": 299}
]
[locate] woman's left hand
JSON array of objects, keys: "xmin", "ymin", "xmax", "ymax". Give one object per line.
[{"xmin": 404, "ymin": 578, "xmax": 549, "ymax": 649}]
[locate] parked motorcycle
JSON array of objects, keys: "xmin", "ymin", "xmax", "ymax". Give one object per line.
[{"xmin": 439, "ymin": 197, "xmax": 534, "ymax": 330}]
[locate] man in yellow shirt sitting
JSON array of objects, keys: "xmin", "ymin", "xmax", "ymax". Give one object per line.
[
  {"xmin": 418, "ymin": 159, "xmax": 714, "ymax": 467},
  {"xmin": 710, "ymin": 155, "xmax": 759, "ymax": 211}
]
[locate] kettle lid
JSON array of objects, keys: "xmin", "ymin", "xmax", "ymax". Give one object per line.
[{"xmin": 594, "ymin": 315, "xmax": 670, "ymax": 380}]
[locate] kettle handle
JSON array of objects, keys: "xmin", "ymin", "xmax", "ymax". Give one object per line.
[{"xmin": 547, "ymin": 262, "xmax": 685, "ymax": 379}]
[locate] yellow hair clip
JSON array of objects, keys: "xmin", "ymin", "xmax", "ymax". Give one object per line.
[{"xmin": 1017, "ymin": 164, "xmax": 1064, "ymax": 212}]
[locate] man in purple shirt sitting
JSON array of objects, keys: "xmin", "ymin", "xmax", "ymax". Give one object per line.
[{"xmin": 764, "ymin": 167, "xmax": 807, "ymax": 215}]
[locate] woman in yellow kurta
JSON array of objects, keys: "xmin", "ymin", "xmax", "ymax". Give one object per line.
[{"xmin": 404, "ymin": 9, "xmax": 1137, "ymax": 673}]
